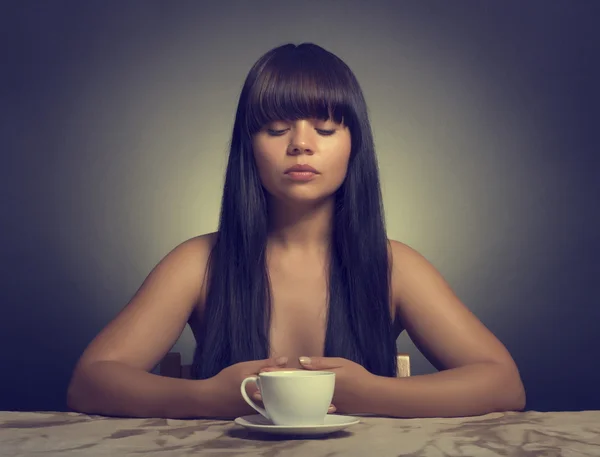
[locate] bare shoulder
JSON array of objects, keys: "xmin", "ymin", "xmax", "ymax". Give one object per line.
[
  {"xmin": 150, "ymin": 232, "xmax": 217, "ymax": 297},
  {"xmin": 177, "ymin": 231, "xmax": 218, "ymax": 256},
  {"xmin": 74, "ymin": 232, "xmax": 218, "ymax": 372},
  {"xmin": 178, "ymin": 232, "xmax": 218, "ymax": 303},
  {"xmin": 174, "ymin": 232, "xmax": 217, "ymax": 270},
  {"xmin": 387, "ymin": 238, "xmax": 422, "ymax": 268},
  {"xmin": 387, "ymin": 238, "xmax": 517, "ymax": 370},
  {"xmin": 387, "ymin": 237, "xmax": 465, "ymax": 316},
  {"xmin": 387, "ymin": 239, "xmax": 442, "ymax": 287}
]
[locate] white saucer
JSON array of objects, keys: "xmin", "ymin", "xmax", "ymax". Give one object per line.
[{"xmin": 234, "ymin": 414, "xmax": 360, "ymax": 436}]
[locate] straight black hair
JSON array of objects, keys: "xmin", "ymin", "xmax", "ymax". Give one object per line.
[{"xmin": 192, "ymin": 43, "xmax": 398, "ymax": 379}]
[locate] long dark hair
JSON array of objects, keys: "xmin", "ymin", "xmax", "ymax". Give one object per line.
[{"xmin": 193, "ymin": 43, "xmax": 397, "ymax": 379}]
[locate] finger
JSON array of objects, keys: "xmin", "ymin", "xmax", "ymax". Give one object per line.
[
  {"xmin": 328, "ymin": 404, "xmax": 337, "ymax": 413},
  {"xmin": 267, "ymin": 356, "xmax": 288, "ymax": 367},
  {"xmin": 298, "ymin": 356, "xmax": 343, "ymax": 370},
  {"xmin": 260, "ymin": 367, "xmax": 301, "ymax": 373},
  {"xmin": 250, "ymin": 391, "xmax": 265, "ymax": 408},
  {"xmin": 244, "ymin": 381, "xmax": 259, "ymax": 396},
  {"xmin": 249, "ymin": 356, "xmax": 288, "ymax": 372}
]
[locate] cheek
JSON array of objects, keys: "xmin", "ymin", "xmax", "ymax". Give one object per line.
[
  {"xmin": 252, "ymin": 149, "xmax": 279, "ymax": 189},
  {"xmin": 327, "ymin": 142, "xmax": 352, "ymax": 182}
]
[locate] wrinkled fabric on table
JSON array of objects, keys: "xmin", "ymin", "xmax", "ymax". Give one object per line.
[{"xmin": 1, "ymin": 410, "xmax": 599, "ymax": 456}]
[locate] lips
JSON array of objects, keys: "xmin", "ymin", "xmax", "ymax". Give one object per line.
[{"xmin": 284, "ymin": 164, "xmax": 319, "ymax": 174}]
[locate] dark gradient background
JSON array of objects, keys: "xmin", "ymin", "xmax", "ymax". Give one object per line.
[{"xmin": 1, "ymin": 1, "xmax": 598, "ymax": 413}]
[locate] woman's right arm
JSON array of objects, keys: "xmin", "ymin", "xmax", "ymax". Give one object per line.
[{"xmin": 66, "ymin": 234, "xmax": 223, "ymax": 419}]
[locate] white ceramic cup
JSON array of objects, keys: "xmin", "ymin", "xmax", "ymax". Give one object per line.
[{"xmin": 240, "ymin": 370, "xmax": 335, "ymax": 426}]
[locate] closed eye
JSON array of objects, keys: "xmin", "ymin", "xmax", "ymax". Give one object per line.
[
  {"xmin": 266, "ymin": 128, "xmax": 336, "ymax": 136},
  {"xmin": 267, "ymin": 129, "xmax": 288, "ymax": 136},
  {"xmin": 316, "ymin": 129, "xmax": 336, "ymax": 136}
]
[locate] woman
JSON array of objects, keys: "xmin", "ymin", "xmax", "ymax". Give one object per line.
[{"xmin": 67, "ymin": 43, "xmax": 525, "ymax": 419}]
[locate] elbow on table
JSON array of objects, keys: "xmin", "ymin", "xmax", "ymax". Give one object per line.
[
  {"xmin": 65, "ymin": 376, "xmax": 84, "ymax": 413},
  {"xmin": 511, "ymin": 381, "xmax": 527, "ymax": 412},
  {"xmin": 496, "ymin": 364, "xmax": 527, "ymax": 413},
  {"xmin": 65, "ymin": 367, "xmax": 94, "ymax": 414},
  {"xmin": 502, "ymin": 383, "xmax": 526, "ymax": 413}
]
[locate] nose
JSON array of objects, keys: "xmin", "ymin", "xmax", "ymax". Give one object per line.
[{"xmin": 286, "ymin": 124, "xmax": 314, "ymax": 156}]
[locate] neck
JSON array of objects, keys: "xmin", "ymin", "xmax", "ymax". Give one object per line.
[{"xmin": 266, "ymin": 197, "xmax": 334, "ymax": 255}]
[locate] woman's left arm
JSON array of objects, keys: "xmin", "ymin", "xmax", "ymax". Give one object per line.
[
  {"xmin": 362, "ymin": 240, "xmax": 526, "ymax": 417},
  {"xmin": 281, "ymin": 240, "xmax": 526, "ymax": 417}
]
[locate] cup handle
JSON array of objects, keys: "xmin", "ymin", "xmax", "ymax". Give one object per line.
[{"xmin": 240, "ymin": 376, "xmax": 269, "ymax": 420}]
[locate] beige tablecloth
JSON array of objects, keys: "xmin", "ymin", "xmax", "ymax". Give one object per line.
[{"xmin": 1, "ymin": 410, "xmax": 599, "ymax": 456}]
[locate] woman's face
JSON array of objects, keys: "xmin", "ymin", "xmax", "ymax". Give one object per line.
[{"xmin": 252, "ymin": 117, "xmax": 351, "ymax": 204}]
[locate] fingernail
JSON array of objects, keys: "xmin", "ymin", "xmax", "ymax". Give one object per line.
[
  {"xmin": 275, "ymin": 356, "xmax": 288, "ymax": 365},
  {"xmin": 299, "ymin": 356, "xmax": 311, "ymax": 365}
]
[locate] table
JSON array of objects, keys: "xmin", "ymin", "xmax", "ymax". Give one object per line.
[{"xmin": 1, "ymin": 410, "xmax": 599, "ymax": 456}]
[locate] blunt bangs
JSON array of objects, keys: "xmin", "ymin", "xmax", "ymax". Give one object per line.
[{"xmin": 243, "ymin": 44, "xmax": 358, "ymax": 135}]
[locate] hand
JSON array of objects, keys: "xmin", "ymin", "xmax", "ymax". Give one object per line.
[
  {"xmin": 297, "ymin": 356, "xmax": 373, "ymax": 414},
  {"xmin": 208, "ymin": 356, "xmax": 288, "ymax": 418}
]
